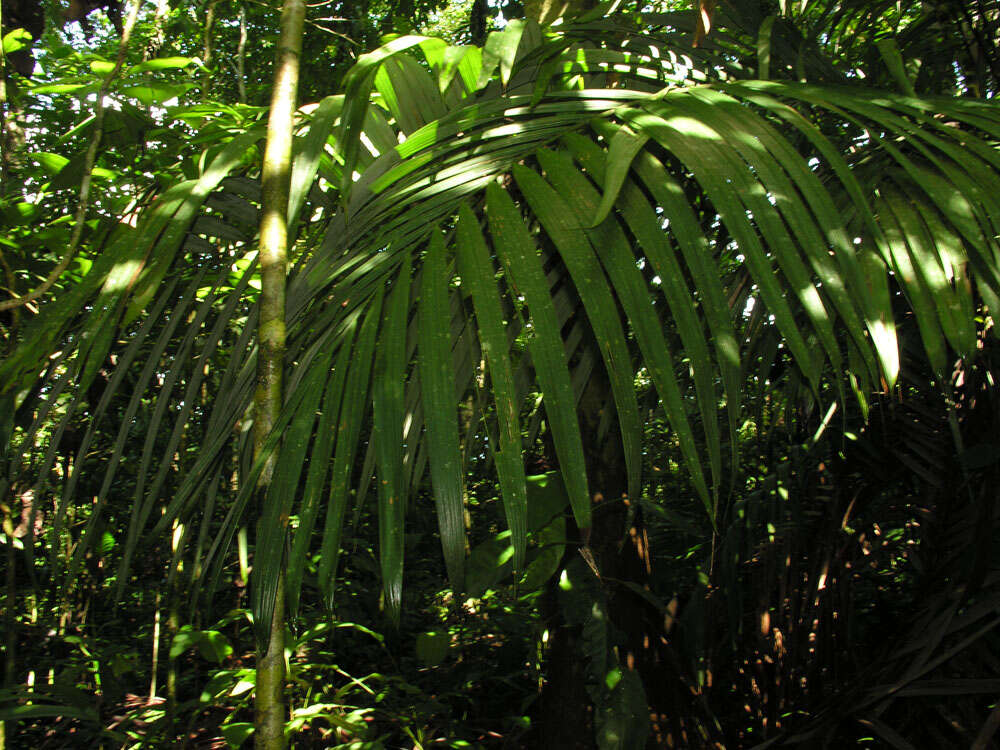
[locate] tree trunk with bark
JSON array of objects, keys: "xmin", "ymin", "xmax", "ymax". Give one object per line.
[
  {"xmin": 533, "ymin": 371, "xmax": 675, "ymax": 748},
  {"xmin": 253, "ymin": 1, "xmax": 305, "ymax": 748}
]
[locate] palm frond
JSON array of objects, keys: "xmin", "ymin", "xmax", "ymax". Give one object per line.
[{"xmin": 6, "ymin": 11, "xmax": 1000, "ymax": 646}]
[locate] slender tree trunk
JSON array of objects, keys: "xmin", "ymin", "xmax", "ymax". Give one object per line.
[
  {"xmin": 237, "ymin": 4, "xmax": 248, "ymax": 104},
  {"xmin": 1, "ymin": 494, "xmax": 16, "ymax": 750},
  {"xmin": 0, "ymin": 2, "xmax": 22, "ymax": 343},
  {"xmin": 149, "ymin": 591, "xmax": 161, "ymax": 701},
  {"xmin": 253, "ymin": 1, "xmax": 305, "ymax": 748},
  {"xmin": 165, "ymin": 591, "xmax": 179, "ymax": 738},
  {"xmin": 469, "ymin": 0, "xmax": 487, "ymax": 46},
  {"xmin": 0, "ymin": 0, "xmax": 18, "ymax": 196},
  {"xmin": 144, "ymin": 0, "xmax": 171, "ymax": 61},
  {"xmin": 534, "ymin": 374, "xmax": 669, "ymax": 748},
  {"xmin": 201, "ymin": 0, "xmax": 219, "ymax": 101}
]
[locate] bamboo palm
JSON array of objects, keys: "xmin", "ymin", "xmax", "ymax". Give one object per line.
[
  {"xmin": 2, "ymin": 5, "xmax": 999, "ymax": 744},
  {"xmin": 253, "ymin": 0, "xmax": 306, "ymax": 747}
]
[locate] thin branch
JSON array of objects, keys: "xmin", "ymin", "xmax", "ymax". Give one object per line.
[
  {"xmin": 0, "ymin": 0, "xmax": 143, "ymax": 314},
  {"xmin": 237, "ymin": 3, "xmax": 248, "ymax": 104},
  {"xmin": 243, "ymin": 0, "xmax": 358, "ymax": 39}
]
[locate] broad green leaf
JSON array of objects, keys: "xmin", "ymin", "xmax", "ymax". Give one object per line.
[
  {"xmin": 415, "ymin": 631, "xmax": 451, "ymax": 667},
  {"xmin": 318, "ymin": 291, "xmax": 383, "ymax": 604},
  {"xmin": 30, "ymin": 151, "xmax": 70, "ymax": 175},
  {"xmin": 2, "ymin": 28, "xmax": 32, "ymax": 54},
  {"xmin": 519, "ymin": 472, "xmax": 569, "ymax": 591},
  {"xmin": 221, "ymin": 723, "xmax": 255, "ymax": 748},
  {"xmin": 253, "ymin": 332, "xmax": 336, "ymax": 646},
  {"xmin": 128, "ymin": 56, "xmax": 197, "ymax": 73},
  {"xmin": 373, "ymin": 254, "xmax": 412, "ymax": 624},
  {"xmin": 456, "ymin": 204, "xmax": 528, "ymax": 571},
  {"xmin": 515, "ymin": 162, "xmax": 642, "ymax": 511},
  {"xmin": 623, "ymin": 104, "xmax": 821, "ymax": 390},
  {"xmin": 589, "ymin": 126, "xmax": 649, "ymax": 227},
  {"xmin": 465, "ymin": 530, "xmax": 515, "ymax": 597},
  {"xmin": 287, "ymin": 330, "xmax": 355, "ymax": 615},
  {"xmin": 0, "ymin": 701, "xmax": 97, "ymax": 723},
  {"xmin": 170, "ymin": 625, "xmax": 200, "ymax": 659},
  {"xmin": 487, "ymin": 184, "xmax": 592, "ymax": 530},
  {"xmin": 598, "ymin": 664, "xmax": 651, "ymax": 749},
  {"xmin": 30, "ymin": 83, "xmax": 90, "ymax": 95},
  {"xmin": 478, "ymin": 20, "xmax": 529, "ymax": 88},
  {"xmin": 122, "ymin": 83, "xmax": 192, "ymax": 106},
  {"xmin": 197, "ymin": 630, "xmax": 235, "ymax": 663},
  {"xmin": 419, "ymin": 230, "xmax": 467, "ymax": 591}
]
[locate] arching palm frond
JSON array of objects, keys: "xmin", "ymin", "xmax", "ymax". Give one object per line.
[{"xmin": 4, "ymin": 10, "xmax": 1000, "ymax": 640}]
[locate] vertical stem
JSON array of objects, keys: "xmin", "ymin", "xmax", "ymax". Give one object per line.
[
  {"xmin": 238, "ymin": 526, "xmax": 249, "ymax": 584},
  {"xmin": 0, "ymin": 401, "xmax": 16, "ymax": 750},
  {"xmin": 60, "ymin": 502, "xmax": 74, "ymax": 634},
  {"xmin": 166, "ymin": 516, "xmax": 186, "ymax": 739},
  {"xmin": 1, "ymin": 502, "xmax": 16, "ymax": 750},
  {"xmin": 0, "ymin": 0, "xmax": 13, "ymax": 195},
  {"xmin": 166, "ymin": 592, "xmax": 179, "ymax": 738},
  {"xmin": 149, "ymin": 591, "xmax": 161, "ymax": 701},
  {"xmin": 469, "ymin": 0, "xmax": 487, "ymax": 45},
  {"xmin": 253, "ymin": 0, "xmax": 305, "ymax": 748},
  {"xmin": 237, "ymin": 4, "xmax": 248, "ymax": 104},
  {"xmin": 202, "ymin": 0, "xmax": 219, "ymax": 101},
  {"xmin": 145, "ymin": 0, "xmax": 170, "ymax": 61},
  {"xmin": 255, "ymin": 573, "xmax": 286, "ymax": 748},
  {"xmin": 0, "ymin": 3, "xmax": 20, "ymax": 343}
]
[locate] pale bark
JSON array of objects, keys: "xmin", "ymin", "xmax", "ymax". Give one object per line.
[
  {"xmin": 253, "ymin": 0, "xmax": 306, "ymax": 747},
  {"xmin": 237, "ymin": 5, "xmax": 248, "ymax": 104},
  {"xmin": 202, "ymin": 0, "xmax": 219, "ymax": 100},
  {"xmin": 149, "ymin": 591, "xmax": 161, "ymax": 700}
]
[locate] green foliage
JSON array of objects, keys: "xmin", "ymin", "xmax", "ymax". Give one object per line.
[
  {"xmin": 3, "ymin": 1, "xmax": 1000, "ymax": 747},
  {"xmin": 557, "ymin": 556, "xmax": 651, "ymax": 748},
  {"xmin": 170, "ymin": 625, "xmax": 234, "ymax": 663}
]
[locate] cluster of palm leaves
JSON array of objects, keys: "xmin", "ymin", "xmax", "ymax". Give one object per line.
[{"xmin": 3, "ymin": 0, "xmax": 1000, "ymax": 746}]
